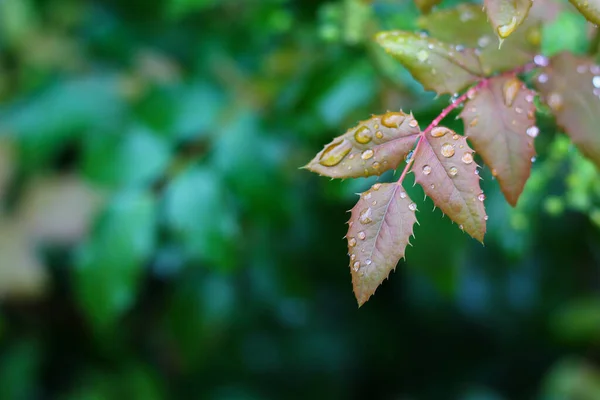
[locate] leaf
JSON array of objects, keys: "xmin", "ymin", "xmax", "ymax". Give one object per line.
[
  {"xmin": 460, "ymin": 76, "xmax": 537, "ymax": 206},
  {"xmin": 535, "ymin": 52, "xmax": 600, "ymax": 169},
  {"xmin": 375, "ymin": 31, "xmax": 483, "ymax": 95},
  {"xmin": 413, "ymin": 0, "xmax": 442, "ymax": 14},
  {"xmin": 484, "ymin": 0, "xmax": 533, "ymax": 40},
  {"xmin": 347, "ymin": 182, "xmax": 417, "ymax": 306},
  {"xmin": 412, "ymin": 127, "xmax": 487, "ymax": 242},
  {"xmin": 304, "ymin": 111, "xmax": 420, "ymax": 178},
  {"xmin": 418, "ymin": 2, "xmax": 556, "ymax": 74},
  {"xmin": 568, "ymin": 0, "xmax": 600, "ymax": 25}
]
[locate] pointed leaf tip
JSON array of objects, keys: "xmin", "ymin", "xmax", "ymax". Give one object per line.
[
  {"xmin": 348, "ymin": 183, "xmax": 417, "ymax": 306},
  {"xmin": 305, "ymin": 111, "xmax": 420, "ymax": 179},
  {"xmin": 413, "ymin": 126, "xmax": 487, "ymax": 242}
]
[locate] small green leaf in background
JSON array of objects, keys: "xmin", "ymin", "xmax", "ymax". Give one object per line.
[{"xmin": 74, "ymin": 190, "xmax": 156, "ymax": 333}]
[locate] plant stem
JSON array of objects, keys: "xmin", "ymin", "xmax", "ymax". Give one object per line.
[{"xmin": 396, "ymin": 62, "xmax": 536, "ymax": 186}]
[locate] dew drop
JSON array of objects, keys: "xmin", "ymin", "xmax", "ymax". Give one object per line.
[
  {"xmin": 361, "ymin": 149, "xmax": 374, "ymax": 160},
  {"xmin": 363, "ymin": 192, "xmax": 372, "ymax": 200},
  {"xmin": 319, "ymin": 139, "xmax": 352, "ymax": 166},
  {"xmin": 593, "ymin": 76, "xmax": 600, "ymax": 88},
  {"xmin": 484, "ymin": 215, "xmax": 489, "ymax": 221},
  {"xmin": 515, "ymin": 107, "xmax": 523, "ymax": 114},
  {"xmin": 381, "ymin": 112, "xmax": 405, "ymax": 128},
  {"xmin": 372, "ymin": 200, "xmax": 377, "ymax": 206},
  {"xmin": 365, "ymin": 259, "xmax": 372, "ymax": 266},
  {"xmin": 431, "ymin": 127, "xmax": 448, "ymax": 138},
  {"xmin": 449, "ymin": 166, "xmax": 458, "ymax": 176},
  {"xmin": 547, "ymin": 92, "xmax": 563, "ymax": 111},
  {"xmin": 350, "ymin": 254, "xmax": 356, "ymax": 261},
  {"xmin": 502, "ymin": 77, "xmax": 521, "ymax": 107},
  {"xmin": 422, "ymin": 165, "xmax": 432, "ymax": 175},
  {"xmin": 405, "ymin": 150, "xmax": 414, "ymax": 163},
  {"xmin": 408, "ymin": 202, "xmax": 417, "ymax": 211},
  {"xmin": 526, "ymin": 126, "xmax": 539, "ymax": 138},
  {"xmin": 497, "ymin": 16, "xmax": 517, "ymax": 39},
  {"xmin": 349, "ymin": 238, "xmax": 357, "ymax": 247},
  {"xmin": 354, "ymin": 126, "xmax": 372, "ymax": 144},
  {"xmin": 352, "ymin": 261, "xmax": 360, "ymax": 271},
  {"xmin": 441, "ymin": 143, "xmax": 455, "ymax": 158},
  {"xmin": 474, "ymin": 169, "xmax": 480, "ymax": 175},
  {"xmin": 478, "ymin": 193, "xmax": 485, "ymax": 202},
  {"xmin": 452, "ymin": 134, "xmax": 460, "ymax": 140},
  {"xmin": 525, "ymin": 94, "xmax": 534, "ymax": 103},
  {"xmin": 469, "ymin": 117, "xmax": 478, "ymax": 127},
  {"xmin": 459, "ymin": 224, "xmax": 464, "ymax": 231},
  {"xmin": 531, "ymin": 156, "xmax": 536, "ymax": 162},
  {"xmin": 534, "ymin": 54, "xmax": 549, "ymax": 67},
  {"xmin": 461, "ymin": 152, "xmax": 473, "ymax": 164},
  {"xmin": 467, "ymin": 88, "xmax": 477, "ymax": 99},
  {"xmin": 477, "ymin": 35, "xmax": 491, "ymax": 48},
  {"xmin": 409, "ymin": 119, "xmax": 419, "ymax": 128},
  {"xmin": 400, "ymin": 191, "xmax": 407, "ymax": 199},
  {"xmin": 372, "ymin": 183, "xmax": 382, "ymax": 191},
  {"xmin": 537, "ymin": 73, "xmax": 549, "ymax": 84},
  {"xmin": 358, "ymin": 231, "xmax": 366, "ymax": 240},
  {"xmin": 372, "ymin": 161, "xmax": 381, "ymax": 170},
  {"xmin": 430, "ymin": 184, "xmax": 435, "ymax": 189},
  {"xmin": 359, "ymin": 208, "xmax": 373, "ymax": 224},
  {"xmin": 375, "ymin": 131, "xmax": 384, "ymax": 139},
  {"xmin": 417, "ymin": 50, "xmax": 429, "ymax": 62}
]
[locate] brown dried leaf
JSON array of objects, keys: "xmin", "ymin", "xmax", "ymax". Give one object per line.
[
  {"xmin": 347, "ymin": 182, "xmax": 417, "ymax": 306},
  {"xmin": 375, "ymin": 31, "xmax": 483, "ymax": 95},
  {"xmin": 535, "ymin": 52, "xmax": 600, "ymax": 169},
  {"xmin": 413, "ymin": 127, "xmax": 487, "ymax": 242},
  {"xmin": 484, "ymin": 0, "xmax": 533, "ymax": 40},
  {"xmin": 304, "ymin": 111, "xmax": 420, "ymax": 178},
  {"xmin": 460, "ymin": 76, "xmax": 537, "ymax": 206}
]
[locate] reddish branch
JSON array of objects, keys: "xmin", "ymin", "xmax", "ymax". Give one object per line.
[{"xmin": 397, "ymin": 62, "xmax": 537, "ymax": 185}]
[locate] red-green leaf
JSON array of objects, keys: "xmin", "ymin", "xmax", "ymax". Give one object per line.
[
  {"xmin": 535, "ymin": 52, "xmax": 600, "ymax": 169},
  {"xmin": 375, "ymin": 31, "xmax": 483, "ymax": 95},
  {"xmin": 347, "ymin": 182, "xmax": 417, "ymax": 306},
  {"xmin": 412, "ymin": 127, "xmax": 487, "ymax": 242},
  {"xmin": 484, "ymin": 0, "xmax": 533, "ymax": 40},
  {"xmin": 414, "ymin": 0, "xmax": 442, "ymax": 14},
  {"xmin": 418, "ymin": 2, "xmax": 556, "ymax": 74},
  {"xmin": 304, "ymin": 111, "xmax": 420, "ymax": 179},
  {"xmin": 569, "ymin": 0, "xmax": 600, "ymax": 25},
  {"xmin": 460, "ymin": 76, "xmax": 537, "ymax": 206}
]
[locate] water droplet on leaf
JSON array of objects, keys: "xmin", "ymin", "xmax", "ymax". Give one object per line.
[
  {"xmin": 408, "ymin": 202, "xmax": 417, "ymax": 211},
  {"xmin": 422, "ymin": 165, "xmax": 432, "ymax": 175},
  {"xmin": 375, "ymin": 131, "xmax": 384, "ymax": 139},
  {"xmin": 441, "ymin": 143, "xmax": 455, "ymax": 158},
  {"xmin": 359, "ymin": 208, "xmax": 373, "ymax": 224},
  {"xmin": 417, "ymin": 50, "xmax": 429, "ymax": 62},
  {"xmin": 372, "ymin": 183, "xmax": 382, "ymax": 191},
  {"xmin": 547, "ymin": 92, "xmax": 563, "ymax": 111},
  {"xmin": 431, "ymin": 127, "xmax": 448, "ymax": 138},
  {"xmin": 526, "ymin": 126, "xmax": 539, "ymax": 138},
  {"xmin": 409, "ymin": 119, "xmax": 419, "ymax": 128},
  {"xmin": 478, "ymin": 193, "xmax": 485, "ymax": 202},
  {"xmin": 319, "ymin": 139, "xmax": 352, "ymax": 166},
  {"xmin": 381, "ymin": 112, "xmax": 405, "ymax": 128},
  {"xmin": 354, "ymin": 126, "xmax": 372, "ymax": 144},
  {"xmin": 534, "ymin": 55, "xmax": 549, "ymax": 67},
  {"xmin": 349, "ymin": 238, "xmax": 357, "ymax": 247},
  {"xmin": 361, "ymin": 149, "xmax": 374, "ymax": 160},
  {"xmin": 358, "ymin": 231, "xmax": 366, "ymax": 240},
  {"xmin": 538, "ymin": 73, "xmax": 549, "ymax": 84},
  {"xmin": 352, "ymin": 261, "xmax": 360, "ymax": 271},
  {"xmin": 365, "ymin": 259, "xmax": 372, "ymax": 266},
  {"xmin": 502, "ymin": 77, "xmax": 520, "ymax": 107},
  {"xmin": 449, "ymin": 167, "xmax": 458, "ymax": 176},
  {"xmin": 400, "ymin": 191, "xmax": 407, "ymax": 199},
  {"xmin": 497, "ymin": 16, "xmax": 517, "ymax": 39},
  {"xmin": 461, "ymin": 152, "xmax": 473, "ymax": 164}
]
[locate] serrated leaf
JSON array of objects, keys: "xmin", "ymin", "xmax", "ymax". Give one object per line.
[
  {"xmin": 460, "ymin": 76, "xmax": 537, "ymax": 206},
  {"xmin": 535, "ymin": 52, "xmax": 600, "ymax": 169},
  {"xmin": 418, "ymin": 2, "xmax": 554, "ymax": 74},
  {"xmin": 413, "ymin": 127, "xmax": 487, "ymax": 241},
  {"xmin": 484, "ymin": 0, "xmax": 532, "ymax": 40},
  {"xmin": 568, "ymin": 0, "xmax": 600, "ymax": 25},
  {"xmin": 305, "ymin": 111, "xmax": 420, "ymax": 178},
  {"xmin": 413, "ymin": 0, "xmax": 442, "ymax": 14},
  {"xmin": 375, "ymin": 31, "xmax": 483, "ymax": 95},
  {"xmin": 347, "ymin": 182, "xmax": 417, "ymax": 306}
]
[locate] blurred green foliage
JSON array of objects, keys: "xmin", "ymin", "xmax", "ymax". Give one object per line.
[{"xmin": 0, "ymin": 0, "xmax": 598, "ymax": 398}]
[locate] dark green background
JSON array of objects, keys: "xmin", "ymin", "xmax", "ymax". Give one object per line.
[{"xmin": 0, "ymin": 0, "xmax": 599, "ymax": 398}]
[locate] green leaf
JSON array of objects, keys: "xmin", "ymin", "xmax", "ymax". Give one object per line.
[
  {"xmin": 535, "ymin": 52, "xmax": 600, "ymax": 169},
  {"xmin": 304, "ymin": 111, "xmax": 420, "ymax": 178},
  {"xmin": 484, "ymin": 0, "xmax": 532, "ymax": 40},
  {"xmin": 163, "ymin": 166, "xmax": 239, "ymax": 269},
  {"xmin": 460, "ymin": 76, "xmax": 537, "ymax": 206},
  {"xmin": 375, "ymin": 31, "xmax": 483, "ymax": 95},
  {"xmin": 347, "ymin": 182, "xmax": 417, "ymax": 306},
  {"xmin": 417, "ymin": 3, "xmax": 543, "ymax": 74},
  {"xmin": 412, "ymin": 127, "xmax": 487, "ymax": 242},
  {"xmin": 568, "ymin": 0, "xmax": 600, "ymax": 25},
  {"xmin": 74, "ymin": 190, "xmax": 156, "ymax": 333}
]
